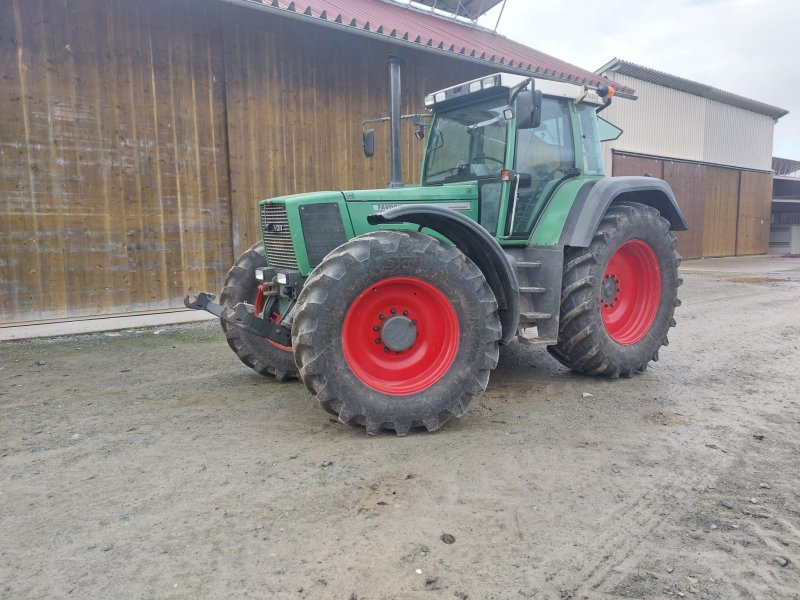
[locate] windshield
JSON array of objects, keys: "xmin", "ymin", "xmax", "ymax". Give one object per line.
[{"xmin": 423, "ymin": 98, "xmax": 509, "ymax": 184}]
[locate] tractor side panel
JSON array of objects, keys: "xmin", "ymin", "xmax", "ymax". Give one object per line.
[
  {"xmin": 528, "ymin": 178, "xmax": 595, "ymax": 246},
  {"xmin": 344, "ymin": 185, "xmax": 479, "ymax": 236}
]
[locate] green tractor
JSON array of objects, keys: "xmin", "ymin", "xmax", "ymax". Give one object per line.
[{"xmin": 186, "ymin": 59, "xmax": 685, "ymax": 435}]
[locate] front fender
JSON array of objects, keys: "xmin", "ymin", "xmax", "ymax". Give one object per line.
[{"xmin": 368, "ymin": 205, "xmax": 520, "ymax": 345}]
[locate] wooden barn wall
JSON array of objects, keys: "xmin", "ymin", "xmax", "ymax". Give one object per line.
[
  {"xmin": 221, "ymin": 7, "xmax": 492, "ymax": 254},
  {"xmin": 663, "ymin": 161, "xmax": 704, "ymax": 260},
  {"xmin": 1, "ymin": 0, "xmax": 493, "ymax": 324},
  {"xmin": 701, "ymin": 166, "xmax": 739, "ymax": 258},
  {"xmin": 1, "ymin": 0, "xmax": 232, "ymax": 323},
  {"xmin": 736, "ymin": 171, "xmax": 773, "ymax": 255},
  {"xmin": 612, "ymin": 152, "xmax": 773, "ymax": 260}
]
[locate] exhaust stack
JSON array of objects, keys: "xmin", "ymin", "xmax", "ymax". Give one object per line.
[{"xmin": 388, "ymin": 55, "xmax": 405, "ymax": 189}]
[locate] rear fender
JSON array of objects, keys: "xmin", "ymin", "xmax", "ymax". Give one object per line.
[
  {"xmin": 368, "ymin": 205, "xmax": 520, "ymax": 345},
  {"xmin": 560, "ymin": 177, "xmax": 688, "ymax": 248}
]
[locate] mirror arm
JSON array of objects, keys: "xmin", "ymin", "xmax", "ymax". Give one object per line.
[
  {"xmin": 362, "ymin": 114, "xmax": 428, "ymax": 130},
  {"xmin": 508, "ymin": 77, "xmax": 533, "ymax": 104},
  {"xmin": 595, "ymin": 98, "xmax": 612, "ymax": 114}
]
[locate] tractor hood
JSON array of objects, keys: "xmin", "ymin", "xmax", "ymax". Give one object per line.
[
  {"xmin": 341, "ymin": 182, "xmax": 476, "ymax": 207},
  {"xmin": 258, "ymin": 184, "xmax": 480, "ymax": 276},
  {"xmin": 341, "ymin": 183, "xmax": 479, "ymax": 236}
]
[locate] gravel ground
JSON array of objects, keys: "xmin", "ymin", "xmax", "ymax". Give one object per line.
[{"xmin": 2, "ymin": 256, "xmax": 799, "ymax": 600}]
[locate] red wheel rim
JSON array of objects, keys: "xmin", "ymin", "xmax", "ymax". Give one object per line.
[
  {"xmin": 342, "ymin": 276, "xmax": 459, "ymax": 395},
  {"xmin": 254, "ymin": 283, "xmax": 291, "ymax": 352},
  {"xmin": 601, "ymin": 240, "xmax": 661, "ymax": 345}
]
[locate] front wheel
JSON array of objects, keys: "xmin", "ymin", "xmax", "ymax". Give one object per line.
[
  {"xmin": 548, "ymin": 202, "xmax": 682, "ymax": 377},
  {"xmin": 219, "ymin": 242, "xmax": 298, "ymax": 381},
  {"xmin": 292, "ymin": 231, "xmax": 502, "ymax": 435}
]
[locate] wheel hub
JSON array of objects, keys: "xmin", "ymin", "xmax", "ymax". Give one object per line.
[
  {"xmin": 380, "ymin": 315, "xmax": 417, "ymax": 352},
  {"xmin": 601, "ymin": 273, "xmax": 620, "ymax": 307}
]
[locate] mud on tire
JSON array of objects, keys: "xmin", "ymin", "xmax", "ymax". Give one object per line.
[
  {"xmin": 219, "ymin": 242, "xmax": 298, "ymax": 381},
  {"xmin": 548, "ymin": 202, "xmax": 682, "ymax": 378},
  {"xmin": 292, "ymin": 230, "xmax": 502, "ymax": 435}
]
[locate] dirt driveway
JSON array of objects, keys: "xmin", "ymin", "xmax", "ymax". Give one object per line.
[{"xmin": 2, "ymin": 256, "xmax": 799, "ymax": 599}]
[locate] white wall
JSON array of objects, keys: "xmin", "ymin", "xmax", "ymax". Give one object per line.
[{"xmin": 599, "ymin": 73, "xmax": 775, "ymax": 172}]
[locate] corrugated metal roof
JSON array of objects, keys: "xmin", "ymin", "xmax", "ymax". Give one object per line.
[
  {"xmin": 222, "ymin": 0, "xmax": 634, "ymax": 96},
  {"xmin": 408, "ymin": 0, "xmax": 505, "ymax": 20},
  {"xmin": 773, "ymin": 157, "xmax": 800, "ymax": 177},
  {"xmin": 597, "ymin": 58, "xmax": 788, "ymax": 120}
]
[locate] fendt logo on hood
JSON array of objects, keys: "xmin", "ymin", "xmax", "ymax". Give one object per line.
[
  {"xmin": 372, "ymin": 202, "xmax": 471, "ymax": 213},
  {"xmin": 264, "ymin": 223, "xmax": 288, "ymax": 233}
]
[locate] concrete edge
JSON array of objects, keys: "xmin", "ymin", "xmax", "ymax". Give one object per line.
[{"xmin": 1, "ymin": 310, "xmax": 217, "ymax": 341}]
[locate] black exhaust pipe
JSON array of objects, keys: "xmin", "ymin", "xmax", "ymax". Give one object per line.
[{"xmin": 388, "ymin": 55, "xmax": 405, "ymax": 189}]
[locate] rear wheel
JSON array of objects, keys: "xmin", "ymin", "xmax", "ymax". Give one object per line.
[
  {"xmin": 292, "ymin": 230, "xmax": 501, "ymax": 435},
  {"xmin": 548, "ymin": 202, "xmax": 682, "ymax": 377},
  {"xmin": 219, "ymin": 242, "xmax": 298, "ymax": 381}
]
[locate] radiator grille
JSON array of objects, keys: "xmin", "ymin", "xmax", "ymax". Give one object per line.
[
  {"xmin": 260, "ymin": 203, "xmax": 298, "ymax": 271},
  {"xmin": 299, "ymin": 203, "xmax": 347, "ymax": 267}
]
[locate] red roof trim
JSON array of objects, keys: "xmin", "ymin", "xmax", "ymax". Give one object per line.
[{"xmin": 230, "ymin": 0, "xmax": 634, "ymax": 96}]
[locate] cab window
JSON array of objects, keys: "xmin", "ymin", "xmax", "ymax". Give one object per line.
[
  {"xmin": 511, "ymin": 98, "xmax": 575, "ymax": 236},
  {"xmin": 515, "ymin": 98, "xmax": 575, "ymax": 178}
]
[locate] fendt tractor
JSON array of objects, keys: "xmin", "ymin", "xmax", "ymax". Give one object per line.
[{"xmin": 185, "ymin": 57, "xmax": 686, "ymax": 435}]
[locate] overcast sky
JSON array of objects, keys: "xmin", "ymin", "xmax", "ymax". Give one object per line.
[{"xmin": 477, "ymin": 0, "xmax": 798, "ymax": 159}]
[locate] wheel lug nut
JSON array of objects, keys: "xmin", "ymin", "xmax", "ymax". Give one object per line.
[
  {"xmin": 403, "ymin": 310, "xmax": 409, "ymax": 316},
  {"xmin": 411, "ymin": 319, "xmax": 417, "ymax": 325},
  {"xmin": 379, "ymin": 314, "xmax": 385, "ymax": 320},
  {"xmin": 390, "ymin": 308, "xmax": 396, "ymax": 314},
  {"xmin": 383, "ymin": 346, "xmax": 390, "ymax": 353},
  {"xmin": 375, "ymin": 338, "xmax": 381, "ymax": 344},
  {"xmin": 373, "ymin": 325, "xmax": 379, "ymax": 331}
]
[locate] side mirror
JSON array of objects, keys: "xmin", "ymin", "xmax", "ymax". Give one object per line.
[
  {"xmin": 362, "ymin": 128, "xmax": 375, "ymax": 158},
  {"xmin": 516, "ymin": 88, "xmax": 542, "ymax": 130}
]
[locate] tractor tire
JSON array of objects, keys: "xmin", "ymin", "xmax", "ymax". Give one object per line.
[
  {"xmin": 292, "ymin": 230, "xmax": 502, "ymax": 436},
  {"xmin": 219, "ymin": 242, "xmax": 298, "ymax": 381},
  {"xmin": 548, "ymin": 202, "xmax": 682, "ymax": 378}
]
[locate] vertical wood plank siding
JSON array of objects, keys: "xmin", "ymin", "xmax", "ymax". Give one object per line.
[
  {"xmin": 736, "ymin": 171, "xmax": 773, "ymax": 255},
  {"xmin": 221, "ymin": 5, "xmax": 490, "ymax": 255},
  {"xmin": 612, "ymin": 152, "xmax": 773, "ymax": 259},
  {"xmin": 1, "ymin": 0, "xmax": 489, "ymax": 323},
  {"xmin": 1, "ymin": 0, "xmax": 232, "ymax": 323},
  {"xmin": 663, "ymin": 161, "xmax": 704, "ymax": 260},
  {"xmin": 701, "ymin": 166, "xmax": 740, "ymax": 258}
]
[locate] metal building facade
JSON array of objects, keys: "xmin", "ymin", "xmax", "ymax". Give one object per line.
[
  {"xmin": 599, "ymin": 74, "xmax": 776, "ymax": 172},
  {"xmin": 595, "ymin": 61, "xmax": 788, "ymax": 259}
]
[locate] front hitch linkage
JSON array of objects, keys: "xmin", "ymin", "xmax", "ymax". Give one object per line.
[{"xmin": 184, "ymin": 292, "xmax": 292, "ymax": 346}]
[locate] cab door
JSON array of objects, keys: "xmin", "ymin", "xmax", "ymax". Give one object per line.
[{"xmin": 508, "ymin": 97, "xmax": 577, "ymax": 237}]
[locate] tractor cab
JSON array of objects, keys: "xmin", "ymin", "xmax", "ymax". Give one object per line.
[{"xmin": 421, "ymin": 73, "xmax": 619, "ymax": 240}]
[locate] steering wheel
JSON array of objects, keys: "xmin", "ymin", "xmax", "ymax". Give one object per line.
[
  {"xmin": 472, "ymin": 155, "xmax": 504, "ymax": 167},
  {"xmin": 531, "ymin": 163, "xmax": 559, "ymax": 182}
]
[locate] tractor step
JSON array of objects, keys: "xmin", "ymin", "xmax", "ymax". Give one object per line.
[
  {"xmin": 517, "ymin": 326, "xmax": 556, "ymax": 345},
  {"xmin": 515, "ymin": 261, "xmax": 542, "ymax": 269},
  {"xmin": 519, "ymin": 286, "xmax": 546, "ymax": 294},
  {"xmin": 520, "ymin": 311, "xmax": 552, "ymax": 321}
]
